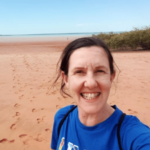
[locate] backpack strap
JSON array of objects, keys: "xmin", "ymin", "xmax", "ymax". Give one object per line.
[
  {"xmin": 58, "ymin": 105, "xmax": 126, "ymax": 150},
  {"xmin": 117, "ymin": 113, "xmax": 126, "ymax": 150},
  {"xmin": 58, "ymin": 105, "xmax": 77, "ymax": 136}
]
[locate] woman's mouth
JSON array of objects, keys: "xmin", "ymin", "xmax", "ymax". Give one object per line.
[{"xmin": 80, "ymin": 92, "xmax": 100, "ymax": 100}]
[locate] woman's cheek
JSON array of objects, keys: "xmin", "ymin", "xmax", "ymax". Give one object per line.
[
  {"xmin": 98, "ymin": 78, "xmax": 112, "ymax": 91},
  {"xmin": 69, "ymin": 77, "xmax": 83, "ymax": 95}
]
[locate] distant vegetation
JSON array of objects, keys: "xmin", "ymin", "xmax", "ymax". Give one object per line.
[{"xmin": 93, "ymin": 26, "xmax": 150, "ymax": 51}]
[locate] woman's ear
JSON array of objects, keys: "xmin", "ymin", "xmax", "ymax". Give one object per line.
[
  {"xmin": 61, "ymin": 71, "xmax": 69, "ymax": 88},
  {"xmin": 110, "ymin": 71, "xmax": 116, "ymax": 82}
]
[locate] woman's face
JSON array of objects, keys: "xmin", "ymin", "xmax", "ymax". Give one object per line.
[{"xmin": 62, "ymin": 46, "xmax": 115, "ymax": 114}]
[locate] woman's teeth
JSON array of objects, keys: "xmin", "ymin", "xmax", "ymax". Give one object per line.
[{"xmin": 81, "ymin": 93, "xmax": 100, "ymax": 100}]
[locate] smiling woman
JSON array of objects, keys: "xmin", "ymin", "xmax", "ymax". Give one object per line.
[
  {"xmin": 62, "ymin": 46, "xmax": 115, "ymax": 125},
  {"xmin": 51, "ymin": 37, "xmax": 150, "ymax": 150}
]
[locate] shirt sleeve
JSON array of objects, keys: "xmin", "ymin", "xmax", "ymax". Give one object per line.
[
  {"xmin": 51, "ymin": 105, "xmax": 75, "ymax": 149},
  {"xmin": 132, "ymin": 132, "xmax": 150, "ymax": 149},
  {"xmin": 121, "ymin": 115, "xmax": 150, "ymax": 150}
]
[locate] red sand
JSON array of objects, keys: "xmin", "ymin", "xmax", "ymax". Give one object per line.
[{"xmin": 0, "ymin": 38, "xmax": 150, "ymax": 150}]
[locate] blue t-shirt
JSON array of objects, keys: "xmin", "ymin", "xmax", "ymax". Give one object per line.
[{"xmin": 51, "ymin": 105, "xmax": 150, "ymax": 150}]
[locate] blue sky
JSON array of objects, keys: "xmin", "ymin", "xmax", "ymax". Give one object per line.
[{"xmin": 0, "ymin": 0, "xmax": 150, "ymax": 35}]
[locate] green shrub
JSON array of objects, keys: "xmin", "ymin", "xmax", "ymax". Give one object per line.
[{"xmin": 93, "ymin": 26, "xmax": 150, "ymax": 51}]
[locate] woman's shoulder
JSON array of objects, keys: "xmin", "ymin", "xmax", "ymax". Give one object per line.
[
  {"xmin": 52, "ymin": 105, "xmax": 77, "ymax": 140},
  {"xmin": 121, "ymin": 114, "xmax": 150, "ymax": 149},
  {"xmin": 54, "ymin": 105, "xmax": 76, "ymax": 121},
  {"xmin": 123, "ymin": 114, "xmax": 150, "ymax": 131},
  {"xmin": 115, "ymin": 106, "xmax": 149, "ymax": 131}
]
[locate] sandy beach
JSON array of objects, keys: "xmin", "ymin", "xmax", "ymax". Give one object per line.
[{"xmin": 0, "ymin": 36, "xmax": 150, "ymax": 150}]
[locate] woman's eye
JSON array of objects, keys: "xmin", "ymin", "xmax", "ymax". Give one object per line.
[
  {"xmin": 76, "ymin": 70, "xmax": 83, "ymax": 73},
  {"xmin": 97, "ymin": 70, "xmax": 104, "ymax": 73}
]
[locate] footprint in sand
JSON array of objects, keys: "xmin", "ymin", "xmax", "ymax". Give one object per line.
[
  {"xmin": 0, "ymin": 138, "xmax": 7, "ymax": 143},
  {"xmin": 37, "ymin": 118, "xmax": 42, "ymax": 124},
  {"xmin": 51, "ymin": 91, "xmax": 56, "ymax": 94},
  {"xmin": 17, "ymin": 117, "xmax": 20, "ymax": 121},
  {"xmin": 58, "ymin": 97, "xmax": 61, "ymax": 101},
  {"xmin": 45, "ymin": 129, "xmax": 50, "ymax": 132},
  {"xmin": 0, "ymin": 138, "xmax": 15, "ymax": 143},
  {"xmin": 128, "ymin": 109, "xmax": 138, "ymax": 114},
  {"xmin": 56, "ymin": 105, "xmax": 62, "ymax": 109},
  {"xmin": 23, "ymin": 139, "xmax": 29, "ymax": 145},
  {"xmin": 12, "ymin": 112, "xmax": 20, "ymax": 117},
  {"xmin": 19, "ymin": 135, "xmax": 29, "ymax": 145},
  {"xmin": 19, "ymin": 89, "xmax": 23, "ymax": 92},
  {"xmin": 9, "ymin": 139, "xmax": 15, "ymax": 143},
  {"xmin": 34, "ymin": 134, "xmax": 43, "ymax": 142},
  {"xmin": 19, "ymin": 134, "xmax": 27, "ymax": 138},
  {"xmin": 19, "ymin": 95, "xmax": 24, "ymax": 99},
  {"xmin": 32, "ymin": 108, "xmax": 36, "ymax": 112},
  {"xmin": 14, "ymin": 103, "xmax": 20, "ymax": 107},
  {"xmin": 10, "ymin": 124, "xmax": 16, "ymax": 130},
  {"xmin": 37, "ymin": 116, "xmax": 45, "ymax": 124},
  {"xmin": 134, "ymin": 111, "xmax": 138, "ymax": 113},
  {"xmin": 16, "ymin": 112, "xmax": 20, "ymax": 116}
]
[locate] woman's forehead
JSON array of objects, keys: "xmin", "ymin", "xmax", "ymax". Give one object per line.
[
  {"xmin": 69, "ymin": 46, "xmax": 109, "ymax": 67},
  {"xmin": 67, "ymin": 46, "xmax": 110, "ymax": 72},
  {"xmin": 72, "ymin": 46, "xmax": 105, "ymax": 56}
]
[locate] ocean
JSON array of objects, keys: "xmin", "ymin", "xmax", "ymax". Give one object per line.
[
  {"xmin": 0, "ymin": 32, "xmax": 123, "ymax": 42},
  {"xmin": 0, "ymin": 31, "xmax": 123, "ymax": 37}
]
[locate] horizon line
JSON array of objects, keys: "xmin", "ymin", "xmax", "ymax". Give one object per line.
[{"xmin": 0, "ymin": 31, "xmax": 125, "ymax": 36}]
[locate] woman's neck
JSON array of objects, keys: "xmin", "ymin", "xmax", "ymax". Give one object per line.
[{"xmin": 78, "ymin": 104, "xmax": 115, "ymax": 126}]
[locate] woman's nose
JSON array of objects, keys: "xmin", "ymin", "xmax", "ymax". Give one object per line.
[{"xmin": 84, "ymin": 74, "xmax": 97, "ymax": 89}]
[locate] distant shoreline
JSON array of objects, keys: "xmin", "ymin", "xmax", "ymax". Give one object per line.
[
  {"xmin": 0, "ymin": 34, "xmax": 91, "ymax": 43},
  {"xmin": 0, "ymin": 31, "xmax": 124, "ymax": 43},
  {"xmin": 0, "ymin": 31, "xmax": 123, "ymax": 37}
]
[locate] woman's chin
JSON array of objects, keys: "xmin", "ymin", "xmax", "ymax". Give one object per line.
[
  {"xmin": 78, "ymin": 104, "xmax": 103, "ymax": 115},
  {"xmin": 76, "ymin": 95, "xmax": 106, "ymax": 114}
]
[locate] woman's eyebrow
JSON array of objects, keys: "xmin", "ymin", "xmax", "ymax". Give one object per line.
[
  {"xmin": 72, "ymin": 66, "xmax": 108, "ymax": 70},
  {"xmin": 95, "ymin": 65, "xmax": 108, "ymax": 71},
  {"xmin": 72, "ymin": 67, "xmax": 85, "ymax": 71},
  {"xmin": 95, "ymin": 65, "xmax": 107, "ymax": 69}
]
